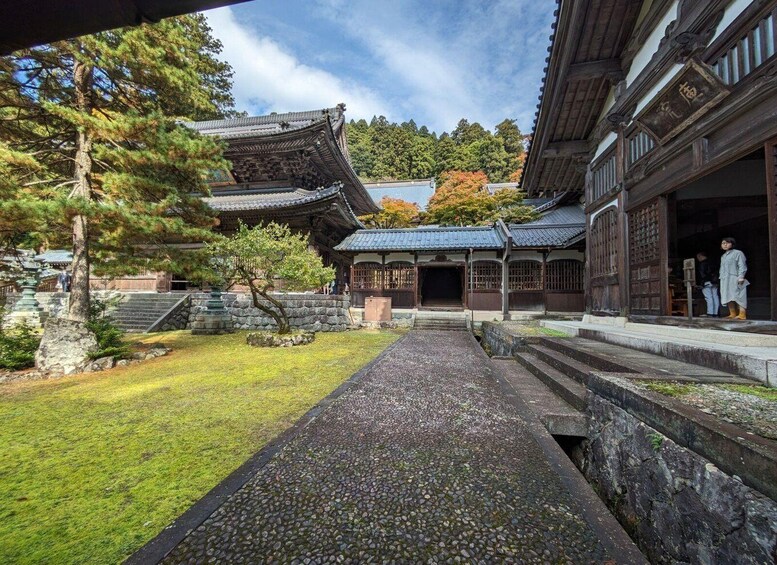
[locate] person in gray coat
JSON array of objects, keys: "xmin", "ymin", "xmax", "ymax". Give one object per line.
[{"xmin": 719, "ymin": 237, "xmax": 748, "ymax": 320}]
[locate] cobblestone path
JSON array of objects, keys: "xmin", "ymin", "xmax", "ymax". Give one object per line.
[{"xmin": 162, "ymin": 331, "xmax": 613, "ymax": 564}]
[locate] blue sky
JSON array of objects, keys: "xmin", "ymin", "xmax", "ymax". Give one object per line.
[{"xmin": 203, "ymin": 0, "xmax": 555, "ymax": 135}]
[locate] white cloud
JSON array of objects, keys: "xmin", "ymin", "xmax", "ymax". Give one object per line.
[{"xmin": 205, "ymin": 7, "xmax": 390, "ymax": 119}]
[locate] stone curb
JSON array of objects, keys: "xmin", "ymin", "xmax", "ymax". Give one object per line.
[
  {"xmin": 477, "ymin": 335, "xmax": 649, "ymax": 564},
  {"xmin": 588, "ymin": 372, "xmax": 777, "ymax": 503},
  {"xmin": 124, "ymin": 333, "xmax": 409, "ymax": 565}
]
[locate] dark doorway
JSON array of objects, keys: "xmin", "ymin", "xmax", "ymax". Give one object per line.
[
  {"xmin": 671, "ymin": 149, "xmax": 771, "ymax": 319},
  {"xmin": 420, "ymin": 266, "xmax": 463, "ymax": 308}
]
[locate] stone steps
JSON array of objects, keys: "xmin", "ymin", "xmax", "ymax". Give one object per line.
[
  {"xmin": 109, "ymin": 294, "xmax": 187, "ymax": 332},
  {"xmin": 413, "ymin": 312, "xmax": 468, "ymax": 331},
  {"xmin": 514, "ymin": 351, "xmax": 587, "ymax": 411}
]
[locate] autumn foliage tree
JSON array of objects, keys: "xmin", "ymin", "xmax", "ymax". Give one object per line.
[
  {"xmin": 424, "ymin": 171, "xmax": 538, "ymax": 226},
  {"xmin": 359, "ymin": 196, "xmax": 420, "ymax": 229}
]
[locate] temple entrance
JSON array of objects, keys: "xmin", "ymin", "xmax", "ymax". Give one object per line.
[
  {"xmin": 419, "ymin": 266, "xmax": 464, "ymax": 309},
  {"xmin": 671, "ymin": 149, "xmax": 771, "ymax": 320}
]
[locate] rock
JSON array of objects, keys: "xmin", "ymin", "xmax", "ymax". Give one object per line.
[
  {"xmin": 35, "ymin": 318, "xmax": 99, "ymax": 375},
  {"xmin": 246, "ymin": 331, "xmax": 315, "ymax": 348},
  {"xmin": 116, "ymin": 359, "xmax": 130, "ymax": 367},
  {"xmin": 92, "ymin": 356, "xmax": 116, "ymax": 371}
]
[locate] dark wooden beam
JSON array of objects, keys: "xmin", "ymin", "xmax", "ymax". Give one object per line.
[
  {"xmin": 766, "ymin": 137, "xmax": 777, "ymax": 321},
  {"xmin": 567, "ymin": 59, "xmax": 623, "ymax": 81},
  {"xmin": 542, "ymin": 140, "xmax": 590, "ymax": 158}
]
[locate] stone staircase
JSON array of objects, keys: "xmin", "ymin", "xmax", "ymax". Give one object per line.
[
  {"xmin": 413, "ymin": 311, "xmax": 469, "ymax": 331},
  {"xmin": 109, "ymin": 293, "xmax": 187, "ymax": 332},
  {"xmin": 497, "ymin": 335, "xmax": 752, "ymax": 438}
]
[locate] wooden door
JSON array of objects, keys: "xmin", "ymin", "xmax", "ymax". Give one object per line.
[
  {"xmin": 588, "ymin": 207, "xmax": 621, "ymax": 315},
  {"xmin": 628, "ymin": 198, "xmax": 667, "ymax": 315}
]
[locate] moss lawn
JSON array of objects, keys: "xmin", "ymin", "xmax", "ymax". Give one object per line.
[{"xmin": 0, "ymin": 329, "xmax": 401, "ymax": 564}]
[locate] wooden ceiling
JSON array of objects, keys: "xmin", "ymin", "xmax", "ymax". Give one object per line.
[{"xmin": 523, "ymin": 0, "xmax": 644, "ymax": 197}]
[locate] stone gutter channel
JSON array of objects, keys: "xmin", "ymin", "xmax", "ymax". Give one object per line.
[{"xmin": 480, "ymin": 321, "xmax": 777, "ymax": 563}]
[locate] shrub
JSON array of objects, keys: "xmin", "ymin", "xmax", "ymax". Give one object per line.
[
  {"xmin": 0, "ymin": 320, "xmax": 40, "ymax": 370},
  {"xmin": 86, "ymin": 298, "xmax": 130, "ymax": 360}
]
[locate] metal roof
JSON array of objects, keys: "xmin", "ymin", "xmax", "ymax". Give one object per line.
[
  {"xmin": 203, "ymin": 185, "xmax": 343, "ymax": 212},
  {"xmin": 364, "ymin": 179, "xmax": 436, "ymax": 210},
  {"xmin": 335, "ymin": 226, "xmax": 505, "ymax": 252}
]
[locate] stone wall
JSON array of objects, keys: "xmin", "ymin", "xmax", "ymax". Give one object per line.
[
  {"xmin": 152, "ymin": 296, "xmax": 191, "ymax": 332},
  {"xmin": 188, "ymin": 293, "xmax": 352, "ymax": 332},
  {"xmin": 4, "ymin": 292, "xmax": 68, "ymax": 319},
  {"xmin": 480, "ymin": 321, "xmax": 526, "ymax": 356},
  {"xmin": 583, "ymin": 395, "xmax": 777, "ymax": 564}
]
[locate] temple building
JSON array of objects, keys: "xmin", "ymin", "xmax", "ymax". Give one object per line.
[
  {"xmin": 94, "ymin": 104, "xmax": 378, "ymax": 292},
  {"xmin": 522, "ymin": 0, "xmax": 777, "ymax": 321},
  {"xmin": 335, "ymin": 196, "xmax": 585, "ymax": 320}
]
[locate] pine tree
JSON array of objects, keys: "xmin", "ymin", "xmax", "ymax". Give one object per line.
[{"xmin": 0, "ymin": 15, "xmax": 234, "ymax": 323}]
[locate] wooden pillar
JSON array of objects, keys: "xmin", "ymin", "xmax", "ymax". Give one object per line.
[
  {"xmin": 501, "ymin": 256, "xmax": 510, "ymax": 319},
  {"xmin": 616, "ymin": 127, "xmax": 628, "ymax": 316},
  {"xmin": 541, "ymin": 252, "xmax": 548, "ymax": 314},
  {"xmin": 766, "ymin": 138, "xmax": 777, "ymax": 321},
  {"xmin": 658, "ymin": 196, "xmax": 670, "ymax": 316},
  {"xmin": 413, "ymin": 254, "xmax": 418, "ymax": 309}
]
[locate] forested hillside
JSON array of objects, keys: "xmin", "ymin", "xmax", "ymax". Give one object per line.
[{"xmin": 347, "ymin": 117, "xmax": 527, "ymax": 183}]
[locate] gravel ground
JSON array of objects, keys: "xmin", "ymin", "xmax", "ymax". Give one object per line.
[
  {"xmin": 161, "ymin": 331, "xmax": 612, "ymax": 564},
  {"xmin": 681, "ymin": 385, "xmax": 777, "ymax": 440}
]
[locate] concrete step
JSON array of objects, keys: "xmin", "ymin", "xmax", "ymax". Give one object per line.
[
  {"xmin": 493, "ymin": 359, "xmax": 587, "ymax": 437},
  {"xmin": 540, "ymin": 322, "xmax": 774, "ymax": 385},
  {"xmin": 537, "ymin": 337, "xmax": 636, "ymax": 373},
  {"xmin": 527, "ymin": 344, "xmax": 601, "ymax": 385},
  {"xmin": 514, "ymin": 352, "xmax": 587, "ymax": 411}
]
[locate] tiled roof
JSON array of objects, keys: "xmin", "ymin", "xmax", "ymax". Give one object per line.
[
  {"xmin": 528, "ymin": 204, "xmax": 585, "ymax": 225},
  {"xmin": 35, "ymin": 250, "xmax": 73, "ymax": 265},
  {"xmin": 509, "ymin": 225, "xmax": 586, "ymax": 248},
  {"xmin": 204, "ymin": 185, "xmax": 342, "ymax": 212},
  {"xmin": 335, "ymin": 226, "xmax": 505, "ymax": 252},
  {"xmin": 508, "ymin": 204, "xmax": 585, "ymax": 248},
  {"xmin": 186, "ymin": 106, "xmax": 345, "ymax": 140}
]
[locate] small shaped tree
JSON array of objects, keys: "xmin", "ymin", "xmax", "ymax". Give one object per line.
[{"xmin": 205, "ymin": 223, "xmax": 335, "ymax": 335}]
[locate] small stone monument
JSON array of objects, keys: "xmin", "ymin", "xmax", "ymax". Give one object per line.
[{"xmin": 191, "ymin": 286, "xmax": 234, "ymax": 335}]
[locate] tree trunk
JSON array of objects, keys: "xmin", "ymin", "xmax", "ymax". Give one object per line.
[
  {"xmin": 68, "ymin": 60, "xmax": 94, "ymax": 323},
  {"xmin": 247, "ymin": 285, "xmax": 292, "ymax": 335}
]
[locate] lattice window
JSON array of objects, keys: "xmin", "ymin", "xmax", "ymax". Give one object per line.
[
  {"xmin": 712, "ymin": 8, "xmax": 776, "ymax": 86},
  {"xmin": 590, "ymin": 209, "xmax": 619, "ymax": 278},
  {"xmin": 628, "ymin": 202, "xmax": 660, "ymax": 265},
  {"xmin": 591, "ymin": 154, "xmax": 617, "ymax": 201},
  {"xmin": 471, "ymin": 261, "xmax": 501, "ymax": 290},
  {"xmin": 627, "ymin": 130, "xmax": 656, "ymax": 166},
  {"xmin": 352, "ymin": 262, "xmax": 382, "ymax": 290},
  {"xmin": 546, "ymin": 260, "xmax": 583, "ymax": 291},
  {"xmin": 384, "ymin": 262, "xmax": 414, "ymax": 290},
  {"xmin": 508, "ymin": 261, "xmax": 542, "ymax": 291}
]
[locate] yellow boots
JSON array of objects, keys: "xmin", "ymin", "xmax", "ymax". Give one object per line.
[{"xmin": 725, "ymin": 303, "xmax": 747, "ymax": 320}]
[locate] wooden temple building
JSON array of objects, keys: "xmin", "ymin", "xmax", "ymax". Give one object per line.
[
  {"xmin": 94, "ymin": 104, "xmax": 378, "ymax": 292},
  {"xmin": 522, "ymin": 0, "xmax": 777, "ymax": 321},
  {"xmin": 335, "ymin": 197, "xmax": 585, "ymax": 318}
]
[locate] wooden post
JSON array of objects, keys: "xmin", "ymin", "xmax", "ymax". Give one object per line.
[
  {"xmin": 658, "ymin": 196, "xmax": 670, "ymax": 316},
  {"xmin": 766, "ymin": 138, "xmax": 777, "ymax": 321},
  {"xmin": 413, "ymin": 253, "xmax": 418, "ymax": 309}
]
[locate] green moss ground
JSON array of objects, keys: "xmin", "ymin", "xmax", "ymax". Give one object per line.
[{"xmin": 0, "ymin": 329, "xmax": 401, "ymax": 564}]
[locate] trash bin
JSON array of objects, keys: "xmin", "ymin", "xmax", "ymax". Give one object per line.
[{"xmin": 364, "ymin": 296, "xmax": 392, "ymax": 322}]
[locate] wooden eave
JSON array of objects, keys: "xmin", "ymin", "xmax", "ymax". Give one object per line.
[
  {"xmin": 218, "ymin": 117, "xmax": 379, "ymax": 216},
  {"xmin": 522, "ymin": 0, "xmax": 644, "ymax": 197}
]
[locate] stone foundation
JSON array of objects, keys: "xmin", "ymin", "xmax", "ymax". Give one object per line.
[
  {"xmin": 188, "ymin": 293, "xmax": 351, "ymax": 332},
  {"xmin": 480, "ymin": 321, "xmax": 528, "ymax": 356},
  {"xmin": 583, "ymin": 395, "xmax": 777, "ymax": 563}
]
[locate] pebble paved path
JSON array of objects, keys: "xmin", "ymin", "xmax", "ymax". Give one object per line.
[{"xmin": 162, "ymin": 331, "xmax": 613, "ymax": 564}]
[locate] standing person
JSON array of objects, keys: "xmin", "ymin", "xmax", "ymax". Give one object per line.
[
  {"xmin": 719, "ymin": 237, "xmax": 748, "ymax": 320},
  {"xmin": 696, "ymin": 251, "xmax": 719, "ymax": 317},
  {"xmin": 57, "ymin": 268, "xmax": 72, "ymax": 293}
]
